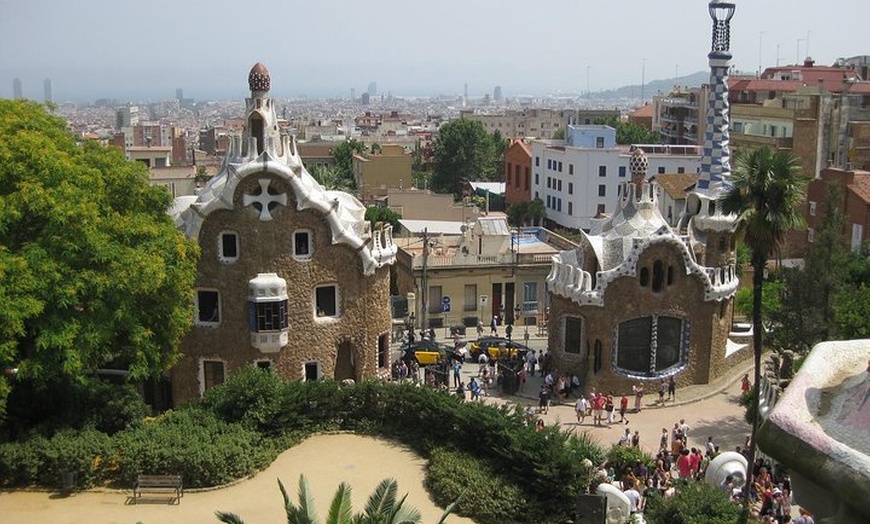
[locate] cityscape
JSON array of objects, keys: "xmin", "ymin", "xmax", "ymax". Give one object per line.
[{"xmin": 0, "ymin": 1, "xmax": 868, "ymax": 524}]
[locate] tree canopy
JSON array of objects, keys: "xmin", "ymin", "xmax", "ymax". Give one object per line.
[
  {"xmin": 0, "ymin": 100, "xmax": 199, "ymax": 418},
  {"xmin": 431, "ymin": 119, "xmax": 504, "ymax": 196},
  {"xmin": 332, "ymin": 138, "xmax": 367, "ymax": 182}
]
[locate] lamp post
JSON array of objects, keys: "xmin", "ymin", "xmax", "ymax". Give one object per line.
[
  {"xmin": 405, "ymin": 312, "xmax": 416, "ymax": 343},
  {"xmin": 514, "ymin": 303, "xmax": 522, "ymax": 329}
]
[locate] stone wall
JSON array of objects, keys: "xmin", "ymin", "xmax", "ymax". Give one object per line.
[{"xmin": 170, "ymin": 173, "xmax": 391, "ymax": 405}]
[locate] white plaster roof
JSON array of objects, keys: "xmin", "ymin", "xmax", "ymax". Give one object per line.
[
  {"xmin": 469, "ymin": 182, "xmax": 506, "ymax": 194},
  {"xmin": 399, "ymin": 219, "xmax": 465, "ymax": 235}
]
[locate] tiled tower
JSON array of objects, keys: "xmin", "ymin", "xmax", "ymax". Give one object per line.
[{"xmin": 680, "ymin": 1, "xmax": 738, "ymax": 268}]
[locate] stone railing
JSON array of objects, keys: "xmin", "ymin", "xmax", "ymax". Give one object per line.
[{"xmin": 411, "ymin": 251, "xmax": 553, "ymax": 269}]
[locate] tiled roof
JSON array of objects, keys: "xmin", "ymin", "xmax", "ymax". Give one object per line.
[
  {"xmin": 653, "ymin": 173, "xmax": 700, "ymax": 199},
  {"xmin": 629, "ymin": 104, "xmax": 655, "ymax": 118},
  {"xmin": 849, "ymin": 171, "xmax": 870, "ymax": 203}
]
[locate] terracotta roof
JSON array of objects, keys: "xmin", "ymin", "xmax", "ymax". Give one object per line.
[
  {"xmin": 629, "ymin": 104, "xmax": 655, "ymax": 118},
  {"xmin": 652, "ymin": 173, "xmax": 700, "ymax": 199},
  {"xmin": 849, "ymin": 171, "xmax": 870, "ymax": 203},
  {"xmin": 729, "ymin": 78, "xmax": 803, "ymax": 92},
  {"xmin": 508, "ymin": 139, "xmax": 531, "ymax": 157}
]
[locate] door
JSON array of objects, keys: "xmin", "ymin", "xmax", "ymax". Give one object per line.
[
  {"xmin": 334, "ymin": 340, "xmax": 356, "ymax": 381},
  {"xmin": 491, "ymin": 283, "xmax": 503, "ymax": 324},
  {"xmin": 505, "ymin": 282, "xmax": 515, "ymax": 324}
]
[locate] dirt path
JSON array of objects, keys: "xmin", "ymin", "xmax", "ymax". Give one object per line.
[{"xmin": 0, "ymin": 433, "xmax": 475, "ymax": 524}]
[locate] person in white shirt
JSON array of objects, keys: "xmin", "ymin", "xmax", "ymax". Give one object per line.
[
  {"xmin": 575, "ymin": 396, "xmax": 588, "ymax": 424},
  {"xmin": 623, "ymin": 485, "xmax": 641, "ymax": 514}
]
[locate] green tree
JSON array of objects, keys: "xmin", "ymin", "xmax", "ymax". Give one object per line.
[
  {"xmin": 216, "ymin": 475, "xmax": 455, "ymax": 524},
  {"xmin": 332, "ymin": 139, "xmax": 367, "ymax": 181},
  {"xmin": 644, "ymin": 480, "xmax": 741, "ymax": 524},
  {"xmin": 593, "ymin": 116, "xmax": 660, "ymax": 145},
  {"xmin": 507, "ymin": 199, "xmax": 546, "ymax": 227},
  {"xmin": 0, "ymin": 100, "xmax": 199, "ymax": 419},
  {"xmin": 431, "ymin": 119, "xmax": 498, "ymax": 196},
  {"xmin": 720, "ymin": 146, "xmax": 808, "ymax": 518},
  {"xmin": 552, "ymin": 128, "xmax": 566, "ymax": 140},
  {"xmin": 365, "ymin": 206, "xmax": 402, "ymax": 230},
  {"xmin": 311, "ymin": 164, "xmax": 356, "ymax": 192}
]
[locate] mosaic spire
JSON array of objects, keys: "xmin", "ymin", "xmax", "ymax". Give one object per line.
[{"xmin": 697, "ymin": 2, "xmax": 736, "ymax": 194}]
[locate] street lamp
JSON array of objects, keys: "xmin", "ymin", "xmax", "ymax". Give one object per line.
[
  {"xmin": 405, "ymin": 312, "xmax": 416, "ymax": 343},
  {"xmin": 514, "ymin": 303, "xmax": 522, "ymax": 327}
]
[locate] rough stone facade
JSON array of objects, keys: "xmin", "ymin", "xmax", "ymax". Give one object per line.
[{"xmin": 169, "ymin": 63, "xmax": 395, "ymax": 405}]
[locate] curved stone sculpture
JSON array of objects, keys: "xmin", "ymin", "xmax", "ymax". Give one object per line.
[
  {"xmin": 704, "ymin": 451, "xmax": 747, "ymax": 489},
  {"xmin": 595, "ymin": 482, "xmax": 630, "ymax": 524}
]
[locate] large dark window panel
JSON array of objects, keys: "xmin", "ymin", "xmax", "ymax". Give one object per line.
[
  {"xmin": 564, "ymin": 317, "xmax": 582, "ymax": 354},
  {"xmin": 656, "ymin": 316, "xmax": 682, "ymax": 371},
  {"xmin": 617, "ymin": 317, "xmax": 652, "ymax": 373}
]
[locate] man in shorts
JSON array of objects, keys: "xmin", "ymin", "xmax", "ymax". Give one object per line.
[{"xmin": 575, "ymin": 395, "xmax": 589, "ymax": 424}]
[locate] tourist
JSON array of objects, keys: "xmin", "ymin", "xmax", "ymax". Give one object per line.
[
  {"xmin": 793, "ymin": 507, "xmax": 815, "ymax": 524},
  {"xmin": 679, "ymin": 418, "xmax": 690, "ymax": 439},
  {"xmin": 490, "ymin": 314, "xmax": 498, "ymax": 335},
  {"xmin": 618, "ymin": 428, "xmax": 631, "ymax": 447},
  {"xmin": 535, "ymin": 418, "xmax": 545, "ymax": 431},
  {"xmin": 469, "ymin": 377, "xmax": 481, "ymax": 401},
  {"xmin": 632, "ymin": 382, "xmax": 644, "ymax": 412},
  {"xmin": 477, "ymin": 351, "xmax": 488, "ymax": 377},
  {"xmin": 659, "ymin": 427, "xmax": 669, "ymax": 451},
  {"xmin": 455, "ymin": 381, "xmax": 466, "ymax": 400},
  {"xmin": 575, "ymin": 395, "xmax": 588, "ymax": 424},
  {"xmin": 741, "ymin": 373, "xmax": 751, "ymax": 395},
  {"xmin": 623, "ymin": 482, "xmax": 641, "ymax": 515},
  {"xmin": 452, "ymin": 359, "xmax": 462, "ymax": 387},
  {"xmin": 525, "ymin": 349, "xmax": 537, "ymax": 376},
  {"xmin": 516, "ymin": 366, "xmax": 526, "ymax": 392},
  {"xmin": 689, "ymin": 447, "xmax": 702, "ymax": 477},
  {"xmin": 706, "ymin": 436, "xmax": 716, "ymax": 455},
  {"xmin": 631, "ymin": 430, "xmax": 640, "ymax": 448},
  {"xmin": 592, "ymin": 393, "xmax": 606, "ymax": 427},
  {"xmin": 668, "ymin": 375, "xmax": 676, "ymax": 401},
  {"xmin": 676, "ymin": 449, "xmax": 692, "ymax": 479},
  {"xmin": 604, "ymin": 394, "xmax": 615, "ymax": 427},
  {"xmin": 476, "ymin": 321, "xmax": 484, "ymax": 338},
  {"xmin": 619, "ymin": 393, "xmax": 630, "ymax": 424},
  {"xmin": 538, "ymin": 385, "xmax": 550, "ymax": 414},
  {"xmin": 658, "ymin": 379, "xmax": 667, "ymax": 404}
]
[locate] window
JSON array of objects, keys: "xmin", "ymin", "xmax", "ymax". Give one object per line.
[
  {"xmin": 315, "ymin": 285, "xmax": 339, "ymax": 317},
  {"xmin": 525, "ymin": 168, "xmax": 530, "ymax": 190},
  {"xmin": 547, "ymin": 159, "xmax": 552, "ymax": 170},
  {"xmin": 564, "ymin": 316, "xmax": 583, "ymax": 354},
  {"xmin": 596, "ymin": 137, "xmax": 605, "ymax": 148},
  {"xmin": 196, "ymin": 290, "xmax": 220, "ymax": 325},
  {"xmin": 557, "ymin": 180, "xmax": 562, "ymax": 192},
  {"xmin": 807, "ymin": 228, "xmax": 815, "ymax": 243},
  {"xmin": 619, "ymin": 166, "xmax": 626, "ymax": 178},
  {"xmin": 639, "ymin": 267, "xmax": 649, "ymax": 286},
  {"xmin": 219, "ymin": 231, "xmax": 238, "ymax": 262},
  {"xmin": 598, "ymin": 166, "xmax": 607, "ymax": 177},
  {"xmin": 304, "ymin": 361, "xmax": 321, "ymax": 381},
  {"xmin": 254, "ymin": 360, "xmax": 273, "ymax": 370},
  {"xmin": 568, "ymin": 182, "xmax": 573, "ymax": 195},
  {"xmin": 597, "ymin": 204, "xmax": 606, "ymax": 215},
  {"xmin": 428, "ymin": 285, "xmax": 443, "ymax": 314},
  {"xmin": 615, "ymin": 315, "xmax": 687, "ymax": 377},
  {"xmin": 598, "ymin": 184, "xmax": 606, "ymax": 197},
  {"xmin": 808, "ymin": 201, "xmax": 817, "ymax": 216},
  {"xmin": 667, "ymin": 265, "xmax": 674, "ymax": 286},
  {"xmin": 569, "ymin": 164, "xmax": 574, "ymax": 175},
  {"xmin": 515, "ymin": 171, "xmax": 520, "ymax": 188},
  {"xmin": 201, "ymin": 359, "xmax": 226, "ymax": 394},
  {"xmin": 546, "ymin": 195, "xmax": 551, "ymax": 208},
  {"xmin": 294, "ymin": 231, "xmax": 312, "ymax": 259},
  {"xmin": 522, "ymin": 282, "xmax": 538, "ymax": 312},
  {"xmin": 657, "ymin": 166, "xmax": 665, "ymax": 174},
  {"xmin": 558, "ymin": 161, "xmax": 563, "ymax": 172},
  {"xmin": 568, "ymin": 202, "xmax": 573, "ymax": 215},
  {"xmin": 546, "ymin": 177, "xmax": 551, "ymax": 189},
  {"xmin": 534, "ymin": 173, "xmax": 539, "ymax": 185},
  {"xmin": 652, "ymin": 260, "xmax": 664, "ymax": 292},
  {"xmin": 464, "ymin": 284, "xmax": 477, "ymax": 311},
  {"xmin": 535, "ymin": 156, "xmax": 540, "ymax": 167},
  {"xmin": 677, "ymin": 167, "xmax": 685, "ymax": 174},
  {"xmin": 250, "ymin": 300, "xmax": 288, "ymax": 331},
  {"xmin": 557, "ymin": 199, "xmax": 562, "ymax": 212}
]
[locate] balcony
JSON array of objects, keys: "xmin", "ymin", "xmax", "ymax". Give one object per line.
[{"xmin": 410, "ymin": 251, "xmax": 554, "ymax": 270}]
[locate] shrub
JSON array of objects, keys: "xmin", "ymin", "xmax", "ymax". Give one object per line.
[
  {"xmin": 426, "ymin": 447, "xmax": 526, "ymax": 524},
  {"xmin": 739, "ymin": 389, "xmax": 757, "ymax": 426},
  {"xmin": 0, "ymin": 436, "xmax": 47, "ymax": 486},
  {"xmin": 605, "ymin": 444, "xmax": 654, "ymax": 477},
  {"xmin": 38, "ymin": 428, "xmax": 114, "ymax": 489},
  {"xmin": 114, "ymin": 408, "xmax": 275, "ymax": 488},
  {"xmin": 644, "ymin": 480, "xmax": 741, "ymax": 524},
  {"xmin": 201, "ymin": 366, "xmax": 286, "ymax": 434}
]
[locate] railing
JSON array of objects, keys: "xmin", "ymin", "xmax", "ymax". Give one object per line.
[{"xmin": 411, "ymin": 251, "xmax": 553, "ymax": 269}]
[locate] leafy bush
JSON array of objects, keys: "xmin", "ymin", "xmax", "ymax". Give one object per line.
[
  {"xmin": 114, "ymin": 408, "xmax": 275, "ymax": 488},
  {"xmin": 201, "ymin": 366, "xmax": 286, "ymax": 434},
  {"xmin": 605, "ymin": 444, "xmax": 654, "ymax": 477},
  {"xmin": 0, "ymin": 429, "xmax": 113, "ymax": 489},
  {"xmin": 426, "ymin": 447, "xmax": 526, "ymax": 524},
  {"xmin": 0, "ymin": 436, "xmax": 47, "ymax": 486},
  {"xmin": 738, "ymin": 389, "xmax": 757, "ymax": 426},
  {"xmin": 644, "ymin": 481, "xmax": 741, "ymax": 524}
]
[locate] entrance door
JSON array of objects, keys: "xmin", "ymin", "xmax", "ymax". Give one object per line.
[
  {"xmin": 491, "ymin": 283, "xmax": 503, "ymax": 324},
  {"xmin": 504, "ymin": 282, "xmax": 515, "ymax": 324},
  {"xmin": 304, "ymin": 362, "xmax": 319, "ymax": 381},
  {"xmin": 334, "ymin": 340, "xmax": 356, "ymax": 381}
]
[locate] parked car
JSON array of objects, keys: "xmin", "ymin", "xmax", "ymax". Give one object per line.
[
  {"xmin": 402, "ymin": 340, "xmax": 457, "ymax": 365},
  {"xmin": 469, "ymin": 337, "xmax": 531, "ymax": 361}
]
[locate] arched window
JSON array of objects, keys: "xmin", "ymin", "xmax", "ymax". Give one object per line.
[
  {"xmin": 564, "ymin": 316, "xmax": 583, "ymax": 354},
  {"xmin": 718, "ymin": 237, "xmax": 726, "ymax": 253},
  {"xmin": 709, "ymin": 200, "xmax": 717, "ymax": 215},
  {"xmin": 667, "ymin": 265, "xmax": 674, "ymax": 286},
  {"xmin": 593, "ymin": 340, "xmax": 602, "ymax": 374},
  {"xmin": 640, "ymin": 267, "xmax": 650, "ymax": 287},
  {"xmin": 652, "ymin": 261, "xmax": 664, "ymax": 292}
]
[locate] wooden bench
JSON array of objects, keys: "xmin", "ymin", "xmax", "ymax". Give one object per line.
[{"xmin": 133, "ymin": 474, "xmax": 183, "ymax": 504}]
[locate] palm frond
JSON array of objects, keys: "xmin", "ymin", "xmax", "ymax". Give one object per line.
[
  {"xmin": 363, "ymin": 478, "xmax": 399, "ymax": 521},
  {"xmin": 388, "ymin": 492, "xmax": 421, "ymax": 524},
  {"xmin": 325, "ymin": 482, "xmax": 354, "ymax": 524},
  {"xmin": 434, "ymin": 493, "xmax": 464, "ymax": 524},
  {"xmin": 215, "ymin": 510, "xmax": 247, "ymax": 524}
]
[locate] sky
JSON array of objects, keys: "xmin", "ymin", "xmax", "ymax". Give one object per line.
[{"xmin": 1, "ymin": 0, "xmax": 868, "ymax": 102}]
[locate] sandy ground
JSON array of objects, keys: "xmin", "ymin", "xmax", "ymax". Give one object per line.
[{"xmin": 0, "ymin": 433, "xmax": 475, "ymax": 524}]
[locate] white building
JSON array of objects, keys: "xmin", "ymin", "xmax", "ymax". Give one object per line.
[{"xmin": 531, "ymin": 125, "xmax": 701, "ymax": 231}]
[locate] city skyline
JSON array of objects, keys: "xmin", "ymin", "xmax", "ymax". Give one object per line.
[{"xmin": 1, "ymin": 0, "xmax": 867, "ymax": 102}]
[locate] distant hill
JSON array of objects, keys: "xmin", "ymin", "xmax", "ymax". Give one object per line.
[{"xmin": 593, "ymin": 71, "xmax": 710, "ymax": 101}]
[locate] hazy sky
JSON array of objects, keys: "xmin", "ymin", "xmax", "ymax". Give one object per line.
[{"xmin": 1, "ymin": 0, "xmax": 867, "ymax": 102}]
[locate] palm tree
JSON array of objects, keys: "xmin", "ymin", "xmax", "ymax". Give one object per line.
[
  {"xmin": 719, "ymin": 146, "xmax": 808, "ymax": 518},
  {"xmin": 216, "ymin": 475, "xmax": 456, "ymax": 524},
  {"xmin": 310, "ymin": 164, "xmax": 357, "ymax": 193}
]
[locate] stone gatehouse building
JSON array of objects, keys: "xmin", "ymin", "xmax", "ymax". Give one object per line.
[{"xmin": 169, "ymin": 63, "xmax": 396, "ymax": 405}]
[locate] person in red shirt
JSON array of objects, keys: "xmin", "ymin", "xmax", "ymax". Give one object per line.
[
  {"xmin": 619, "ymin": 394, "xmax": 630, "ymax": 424},
  {"xmin": 676, "ymin": 449, "xmax": 693, "ymax": 479},
  {"xmin": 688, "ymin": 447, "xmax": 702, "ymax": 478}
]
